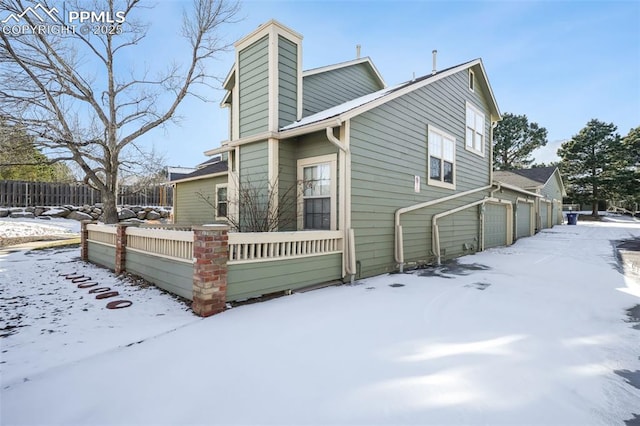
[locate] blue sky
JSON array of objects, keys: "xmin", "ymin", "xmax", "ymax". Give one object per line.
[{"xmin": 135, "ymin": 0, "xmax": 640, "ymax": 168}]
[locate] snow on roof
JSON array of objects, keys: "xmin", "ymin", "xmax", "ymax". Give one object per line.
[{"xmin": 280, "ymin": 83, "xmax": 403, "ymax": 131}]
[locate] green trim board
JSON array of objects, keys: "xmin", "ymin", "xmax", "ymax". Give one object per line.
[
  {"xmin": 125, "ymin": 251, "xmax": 194, "ymax": 301},
  {"xmin": 87, "ymin": 241, "xmax": 115, "ymax": 270},
  {"xmin": 227, "ymin": 253, "xmax": 342, "ymax": 301}
]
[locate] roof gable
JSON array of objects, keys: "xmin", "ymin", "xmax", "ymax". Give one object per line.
[
  {"xmin": 493, "ymin": 171, "xmax": 541, "ymax": 189},
  {"xmin": 303, "ymin": 57, "xmax": 385, "ymax": 88},
  {"xmin": 511, "ymin": 166, "xmax": 556, "ymax": 184},
  {"xmin": 171, "ymin": 160, "xmax": 228, "ymax": 183},
  {"xmin": 281, "ymin": 58, "xmax": 501, "ymax": 133}
]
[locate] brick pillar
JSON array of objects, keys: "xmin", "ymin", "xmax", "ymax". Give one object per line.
[
  {"xmin": 192, "ymin": 224, "xmax": 229, "ymax": 317},
  {"xmin": 115, "ymin": 223, "xmax": 132, "ymax": 274},
  {"xmin": 80, "ymin": 220, "xmax": 93, "ymax": 261}
]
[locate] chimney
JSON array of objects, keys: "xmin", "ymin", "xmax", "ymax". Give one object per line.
[
  {"xmin": 356, "ymin": 44, "xmax": 361, "ymax": 59},
  {"xmin": 432, "ymin": 49, "xmax": 437, "ymax": 75}
]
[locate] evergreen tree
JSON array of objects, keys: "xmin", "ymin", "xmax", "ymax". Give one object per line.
[
  {"xmin": 558, "ymin": 119, "xmax": 620, "ymax": 216},
  {"xmin": 612, "ymin": 126, "xmax": 640, "ymax": 209},
  {"xmin": 493, "ymin": 113, "xmax": 548, "ymax": 170}
]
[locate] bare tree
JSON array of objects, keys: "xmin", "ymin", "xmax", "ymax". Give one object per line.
[
  {"xmin": 0, "ymin": 0, "xmax": 240, "ymax": 222},
  {"xmin": 196, "ymin": 176, "xmax": 299, "ymax": 232}
]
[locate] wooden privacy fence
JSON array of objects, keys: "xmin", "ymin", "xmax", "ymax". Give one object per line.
[
  {"xmin": 82, "ymin": 222, "xmax": 345, "ymax": 317},
  {"xmin": 0, "ymin": 180, "xmax": 173, "ymax": 207}
]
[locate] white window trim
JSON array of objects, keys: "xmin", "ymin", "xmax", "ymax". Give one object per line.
[
  {"xmin": 215, "ymin": 183, "xmax": 228, "ymax": 221},
  {"xmin": 468, "ymin": 69, "xmax": 475, "ymax": 92},
  {"xmin": 465, "ymin": 101, "xmax": 485, "ymax": 157},
  {"xmin": 427, "ymin": 124, "xmax": 456, "ymax": 190},
  {"xmin": 297, "ymin": 154, "xmax": 337, "ymax": 231}
]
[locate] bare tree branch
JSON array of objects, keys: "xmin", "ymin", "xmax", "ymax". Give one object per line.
[{"xmin": 0, "ymin": 0, "xmax": 241, "ymax": 222}]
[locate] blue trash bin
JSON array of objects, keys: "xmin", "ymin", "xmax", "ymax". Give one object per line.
[{"xmin": 567, "ymin": 212, "xmax": 578, "ymax": 225}]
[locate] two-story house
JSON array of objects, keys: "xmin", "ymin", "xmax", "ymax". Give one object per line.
[{"xmin": 172, "ymin": 19, "xmax": 542, "ymax": 299}]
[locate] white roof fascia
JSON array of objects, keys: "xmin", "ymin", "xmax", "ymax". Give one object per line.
[
  {"xmin": 222, "ymin": 66, "xmax": 235, "ymax": 90},
  {"xmin": 280, "ymin": 84, "xmax": 399, "ymax": 132},
  {"xmin": 171, "ymin": 171, "xmax": 227, "ymax": 185},
  {"xmin": 203, "ymin": 144, "xmax": 233, "ymax": 157},
  {"xmin": 303, "ymin": 57, "xmax": 386, "ymax": 88},
  {"xmin": 235, "ymin": 19, "xmax": 303, "ymax": 52},
  {"xmin": 493, "ymin": 181, "xmax": 542, "ymax": 198},
  {"xmin": 475, "ymin": 59, "xmax": 501, "ymax": 120}
]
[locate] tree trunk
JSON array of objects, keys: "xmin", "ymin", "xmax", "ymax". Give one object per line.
[{"xmin": 102, "ymin": 190, "xmax": 119, "ymax": 224}]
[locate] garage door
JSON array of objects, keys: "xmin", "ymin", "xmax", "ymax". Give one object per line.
[
  {"xmin": 485, "ymin": 202, "xmax": 508, "ymax": 249},
  {"xmin": 516, "ymin": 201, "xmax": 533, "ymax": 239},
  {"xmin": 552, "ymin": 200, "xmax": 560, "ymax": 225},
  {"xmin": 540, "ymin": 200, "xmax": 550, "ymax": 229}
]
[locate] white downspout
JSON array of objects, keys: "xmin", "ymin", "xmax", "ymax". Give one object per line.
[
  {"xmin": 326, "ymin": 125, "xmax": 356, "ymax": 280},
  {"xmin": 394, "ymin": 184, "xmax": 493, "ymax": 271},
  {"xmin": 432, "ymin": 198, "xmax": 488, "ymax": 265},
  {"xmin": 432, "ymin": 196, "xmax": 513, "ymax": 265}
]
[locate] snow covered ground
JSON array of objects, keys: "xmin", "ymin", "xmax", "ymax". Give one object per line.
[
  {"xmin": 0, "ymin": 216, "xmax": 80, "ymax": 242},
  {"xmin": 1, "ymin": 218, "xmax": 640, "ymax": 425}
]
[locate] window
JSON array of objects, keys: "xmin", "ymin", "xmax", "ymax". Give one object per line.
[
  {"xmin": 427, "ymin": 125, "xmax": 455, "ymax": 189},
  {"xmin": 215, "ymin": 184, "xmax": 228, "ymax": 219},
  {"xmin": 468, "ymin": 69, "xmax": 475, "ymax": 92},
  {"xmin": 466, "ymin": 102, "xmax": 485, "ymax": 156},
  {"xmin": 297, "ymin": 154, "xmax": 337, "ymax": 230}
]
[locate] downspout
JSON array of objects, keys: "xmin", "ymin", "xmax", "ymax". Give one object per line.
[
  {"xmin": 326, "ymin": 125, "xmax": 356, "ymax": 280},
  {"xmin": 432, "ymin": 196, "xmax": 513, "ymax": 265},
  {"xmin": 394, "ymin": 184, "xmax": 493, "ymax": 272},
  {"xmin": 432, "ymin": 198, "xmax": 488, "ymax": 265}
]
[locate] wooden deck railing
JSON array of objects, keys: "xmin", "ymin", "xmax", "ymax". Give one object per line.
[
  {"xmin": 86, "ymin": 223, "xmax": 117, "ymax": 247},
  {"xmin": 126, "ymin": 227, "xmax": 193, "ymax": 263},
  {"xmin": 228, "ymin": 230, "xmax": 343, "ymax": 264}
]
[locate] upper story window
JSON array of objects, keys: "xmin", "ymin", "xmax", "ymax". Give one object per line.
[
  {"xmin": 427, "ymin": 125, "xmax": 456, "ymax": 190},
  {"xmin": 468, "ymin": 69, "xmax": 475, "ymax": 92},
  {"xmin": 465, "ymin": 102, "xmax": 485, "ymax": 156}
]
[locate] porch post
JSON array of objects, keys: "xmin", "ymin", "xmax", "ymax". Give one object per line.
[{"xmin": 192, "ymin": 224, "xmax": 229, "ymax": 317}]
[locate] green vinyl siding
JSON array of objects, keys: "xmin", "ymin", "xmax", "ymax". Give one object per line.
[
  {"xmin": 87, "ymin": 241, "xmax": 115, "ymax": 270},
  {"xmin": 350, "ymin": 68, "xmax": 493, "ymax": 278},
  {"xmin": 296, "ymin": 130, "xmax": 339, "ymax": 159},
  {"xmin": 278, "ymin": 35, "xmax": 298, "ymax": 128},
  {"xmin": 439, "ymin": 206, "xmax": 481, "ymax": 257},
  {"xmin": 278, "ymin": 139, "xmax": 297, "ymax": 231},
  {"xmin": 303, "ymin": 63, "xmax": 384, "ymax": 117},
  {"xmin": 227, "ymin": 253, "xmax": 342, "ymax": 301},
  {"xmin": 240, "ymin": 141, "xmax": 269, "ymax": 181},
  {"xmin": 174, "ymin": 175, "xmax": 227, "ymax": 225},
  {"xmin": 125, "ymin": 251, "xmax": 193, "ymax": 300},
  {"xmin": 239, "ymin": 35, "xmax": 269, "ymax": 137},
  {"xmin": 239, "ymin": 141, "xmax": 269, "ymax": 229}
]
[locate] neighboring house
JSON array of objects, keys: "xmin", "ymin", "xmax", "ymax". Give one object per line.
[
  {"xmin": 167, "ymin": 166, "xmax": 197, "ymax": 182},
  {"xmin": 176, "ymin": 19, "xmax": 546, "ymax": 291},
  {"xmin": 494, "ymin": 166, "xmax": 566, "ymax": 230},
  {"xmin": 171, "ymin": 156, "xmax": 228, "ymax": 224}
]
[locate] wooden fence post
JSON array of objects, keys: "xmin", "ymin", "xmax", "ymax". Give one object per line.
[{"xmin": 192, "ymin": 225, "xmax": 229, "ymax": 317}]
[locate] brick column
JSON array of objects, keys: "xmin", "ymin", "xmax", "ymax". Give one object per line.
[
  {"xmin": 80, "ymin": 220, "xmax": 93, "ymax": 261},
  {"xmin": 114, "ymin": 223, "xmax": 134, "ymax": 274},
  {"xmin": 192, "ymin": 224, "xmax": 229, "ymax": 317}
]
